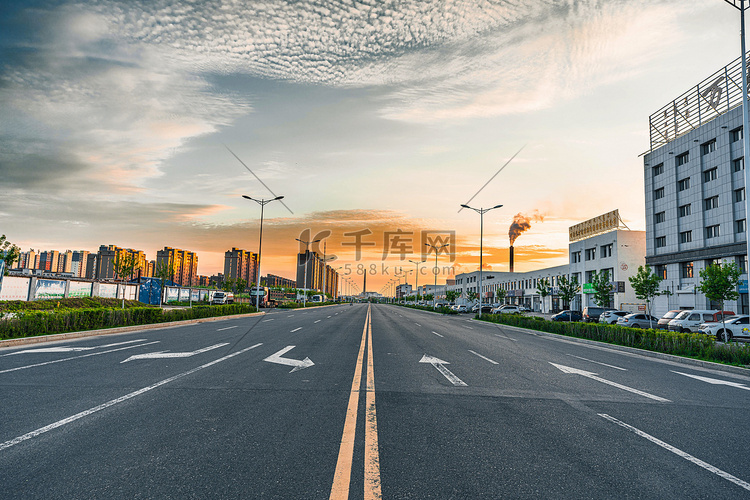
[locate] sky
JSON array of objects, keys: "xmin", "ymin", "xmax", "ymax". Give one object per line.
[{"xmin": 0, "ymin": 0, "xmax": 743, "ymax": 293}]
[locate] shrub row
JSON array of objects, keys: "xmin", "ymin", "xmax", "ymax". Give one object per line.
[
  {"xmin": 480, "ymin": 314, "xmax": 750, "ymax": 367},
  {"xmin": 0, "ymin": 297, "xmax": 149, "ymax": 313},
  {"xmin": 0, "ymin": 304, "xmax": 256, "ymax": 340},
  {"xmin": 393, "ymin": 303, "xmax": 459, "ymax": 315}
]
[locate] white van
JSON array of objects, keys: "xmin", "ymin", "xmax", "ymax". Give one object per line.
[{"xmin": 667, "ymin": 309, "xmax": 734, "ymax": 333}]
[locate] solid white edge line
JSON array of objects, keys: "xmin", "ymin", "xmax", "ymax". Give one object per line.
[
  {"xmin": 599, "ymin": 414, "xmax": 750, "ymax": 492},
  {"xmin": 468, "ymin": 350, "xmax": 499, "ymax": 365},
  {"xmin": 0, "ymin": 343, "xmax": 263, "ymax": 452},
  {"xmin": 566, "ymin": 354, "xmax": 627, "ymax": 371}
]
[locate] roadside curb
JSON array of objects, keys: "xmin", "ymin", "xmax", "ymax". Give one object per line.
[
  {"xmin": 0, "ymin": 311, "xmax": 266, "ymax": 349},
  {"xmin": 471, "ymin": 319, "xmax": 750, "ymax": 377}
]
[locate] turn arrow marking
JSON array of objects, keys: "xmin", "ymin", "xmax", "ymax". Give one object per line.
[
  {"xmin": 550, "ymin": 362, "xmax": 670, "ymax": 402},
  {"xmin": 419, "ymin": 354, "xmax": 467, "ymax": 386},
  {"xmin": 121, "ymin": 343, "xmax": 229, "ymax": 363},
  {"xmin": 264, "ymin": 346, "xmax": 314, "ymax": 373},
  {"xmin": 671, "ymin": 371, "xmax": 750, "ymax": 391}
]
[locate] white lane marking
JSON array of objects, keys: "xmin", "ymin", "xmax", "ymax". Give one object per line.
[
  {"xmin": 419, "ymin": 354, "xmax": 467, "ymax": 387},
  {"xmin": 415, "ymin": 323, "xmax": 421, "ymax": 327},
  {"xmin": 432, "ymin": 331, "xmax": 444, "ymax": 338},
  {"xmin": 327, "ymin": 315, "xmax": 332, "ymax": 319},
  {"xmin": 262, "ymin": 319, "xmax": 274, "ymax": 322},
  {"xmin": 566, "ymin": 354, "xmax": 627, "ymax": 371},
  {"xmin": 216, "ymin": 326, "xmax": 238, "ymax": 331},
  {"xmin": 599, "ymin": 414, "xmax": 750, "ymax": 492},
  {"xmin": 3, "ymin": 339, "xmax": 147, "ymax": 355},
  {"xmin": 671, "ymin": 371, "xmax": 750, "ymax": 391},
  {"xmin": 494, "ymin": 334, "xmax": 517, "ymax": 342},
  {"xmin": 314, "ymin": 320, "xmax": 321, "ymax": 323},
  {"xmin": 468, "ymin": 350, "xmax": 499, "ymax": 365},
  {"xmin": 550, "ymin": 363, "xmax": 670, "ymax": 402},
  {"xmin": 0, "ymin": 342, "xmax": 161, "ymax": 375},
  {"xmin": 291, "ymin": 327, "xmax": 302, "ymax": 333},
  {"xmin": 0, "ymin": 343, "xmax": 264, "ymax": 452},
  {"xmin": 263, "ymin": 346, "xmax": 314, "ymax": 373},
  {"xmin": 121, "ymin": 343, "xmax": 229, "ymax": 363},
  {"xmin": 287, "ymin": 315, "xmax": 294, "ymax": 317},
  {"xmin": 465, "ymin": 326, "xmax": 473, "ymax": 330}
]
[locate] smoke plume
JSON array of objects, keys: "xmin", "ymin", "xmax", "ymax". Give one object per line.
[{"xmin": 508, "ymin": 210, "xmax": 544, "ymax": 245}]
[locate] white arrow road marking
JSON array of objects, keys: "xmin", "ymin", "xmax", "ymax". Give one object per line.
[
  {"xmin": 4, "ymin": 339, "xmax": 147, "ymax": 355},
  {"xmin": 599, "ymin": 414, "xmax": 750, "ymax": 492},
  {"xmin": 566, "ymin": 354, "xmax": 627, "ymax": 371},
  {"xmin": 550, "ymin": 362, "xmax": 670, "ymax": 402},
  {"xmin": 264, "ymin": 346, "xmax": 314, "ymax": 373},
  {"xmin": 216, "ymin": 326, "xmax": 238, "ymax": 331},
  {"xmin": 0, "ymin": 342, "xmax": 160, "ymax": 374},
  {"xmin": 420, "ymin": 354, "xmax": 467, "ymax": 386},
  {"xmin": 468, "ymin": 350, "xmax": 499, "ymax": 365},
  {"xmin": 121, "ymin": 343, "xmax": 229, "ymax": 363},
  {"xmin": 671, "ymin": 371, "xmax": 750, "ymax": 391},
  {"xmin": 431, "ymin": 331, "xmax": 444, "ymax": 338}
]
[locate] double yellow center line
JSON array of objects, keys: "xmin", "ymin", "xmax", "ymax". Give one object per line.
[{"xmin": 330, "ymin": 304, "xmax": 382, "ymax": 499}]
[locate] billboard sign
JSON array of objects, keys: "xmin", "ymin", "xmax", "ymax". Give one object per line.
[
  {"xmin": 166, "ymin": 287, "xmax": 179, "ymax": 301},
  {"xmin": 35, "ymin": 279, "xmax": 66, "ymax": 300},
  {"xmin": 0, "ymin": 276, "xmax": 30, "ymax": 301},
  {"xmin": 68, "ymin": 281, "xmax": 93, "ymax": 298},
  {"xmin": 569, "ymin": 210, "xmax": 620, "ymax": 242},
  {"xmin": 97, "ymin": 283, "xmax": 118, "ymax": 299}
]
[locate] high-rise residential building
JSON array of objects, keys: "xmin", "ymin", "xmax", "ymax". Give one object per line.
[
  {"xmin": 643, "ymin": 51, "xmax": 749, "ymax": 315},
  {"xmin": 16, "ymin": 250, "xmax": 37, "ymax": 269},
  {"xmin": 96, "ymin": 245, "xmax": 149, "ymax": 280},
  {"xmin": 69, "ymin": 251, "xmax": 90, "ymax": 277},
  {"xmin": 38, "ymin": 250, "xmax": 60, "ymax": 273},
  {"xmin": 264, "ymin": 274, "xmax": 296, "ymax": 289},
  {"xmin": 58, "ymin": 250, "xmax": 73, "ymax": 273},
  {"xmin": 157, "ymin": 247, "xmax": 198, "ymax": 287},
  {"xmin": 296, "ymin": 251, "xmax": 339, "ymax": 297},
  {"xmin": 86, "ymin": 253, "xmax": 98, "ymax": 279},
  {"xmin": 224, "ymin": 248, "xmax": 258, "ymax": 285}
]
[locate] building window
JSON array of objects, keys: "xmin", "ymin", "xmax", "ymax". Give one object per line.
[
  {"xmin": 585, "ymin": 248, "xmax": 596, "ymax": 261},
  {"xmin": 655, "ymin": 236, "xmax": 666, "ymax": 248},
  {"xmin": 678, "ymin": 178, "xmax": 690, "ymax": 191},
  {"xmin": 737, "ymin": 219, "xmax": 747, "ymax": 234},
  {"xmin": 585, "ymin": 270, "xmax": 595, "ymax": 283},
  {"xmin": 735, "ymin": 188, "xmax": 745, "ymax": 203},
  {"xmin": 652, "ymin": 163, "xmax": 664, "ymax": 177},
  {"xmin": 654, "ymin": 212, "xmax": 665, "ymax": 224},
  {"xmin": 678, "ymin": 204, "xmax": 691, "ymax": 217},
  {"xmin": 571, "ymin": 251, "xmax": 581, "ymax": 263},
  {"xmin": 733, "ymin": 157, "xmax": 745, "ymax": 172},
  {"xmin": 706, "ymin": 225, "xmax": 721, "ymax": 239},
  {"xmin": 681, "ymin": 261, "xmax": 694, "ymax": 278},
  {"xmin": 703, "ymin": 167, "xmax": 718, "ymax": 183},
  {"xmin": 655, "ymin": 265, "xmax": 667, "ymax": 279},
  {"xmin": 700, "ymin": 139, "xmax": 716, "ymax": 156},
  {"xmin": 676, "ymin": 152, "xmax": 690, "ymax": 166},
  {"xmin": 679, "ymin": 230, "xmax": 692, "ymax": 243},
  {"xmin": 600, "ymin": 243, "xmax": 613, "ymax": 258},
  {"xmin": 655, "ymin": 187, "xmax": 665, "ymax": 200},
  {"xmin": 731, "ymin": 127, "xmax": 743, "ymax": 142},
  {"xmin": 704, "ymin": 196, "xmax": 719, "ymax": 210},
  {"xmin": 738, "ymin": 255, "xmax": 748, "ymax": 273}
]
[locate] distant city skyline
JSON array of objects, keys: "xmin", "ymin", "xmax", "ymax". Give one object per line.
[{"xmin": 1, "ymin": 1, "xmax": 742, "ymax": 289}]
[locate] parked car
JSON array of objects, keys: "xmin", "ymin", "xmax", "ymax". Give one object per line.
[
  {"xmin": 616, "ymin": 313, "xmax": 659, "ymax": 329},
  {"xmin": 656, "ymin": 310, "xmax": 682, "ymax": 330},
  {"xmin": 551, "ymin": 310, "xmax": 582, "ymax": 322},
  {"xmin": 455, "ymin": 304, "xmax": 469, "ymax": 313},
  {"xmin": 698, "ymin": 315, "xmax": 749, "ymax": 341},
  {"xmin": 582, "ymin": 306, "xmax": 612, "ymax": 323},
  {"xmin": 518, "ymin": 305, "xmax": 530, "ymax": 312},
  {"xmin": 491, "ymin": 305, "xmax": 522, "ymax": 314},
  {"xmin": 668, "ymin": 310, "xmax": 735, "ymax": 333},
  {"xmin": 599, "ymin": 310, "xmax": 629, "ymax": 324}
]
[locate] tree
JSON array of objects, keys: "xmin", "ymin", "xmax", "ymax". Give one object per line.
[
  {"xmin": 153, "ymin": 260, "xmax": 175, "ymax": 306},
  {"xmin": 536, "ymin": 278, "xmax": 550, "ymax": 313},
  {"xmin": 0, "ymin": 235, "xmax": 20, "ymax": 276},
  {"xmin": 113, "ymin": 253, "xmax": 140, "ymax": 309},
  {"xmin": 628, "ymin": 265, "xmax": 665, "ymax": 329},
  {"xmin": 236, "ymin": 278, "xmax": 248, "ymax": 294},
  {"xmin": 221, "ymin": 278, "xmax": 235, "ymax": 293},
  {"xmin": 496, "ymin": 288, "xmax": 507, "ymax": 305},
  {"xmin": 557, "ymin": 275, "xmax": 580, "ymax": 322},
  {"xmin": 467, "ymin": 290, "xmax": 478, "ymax": 303},
  {"xmin": 697, "ymin": 261, "xmax": 742, "ymax": 342},
  {"xmin": 590, "ymin": 270, "xmax": 612, "ymax": 309},
  {"xmin": 445, "ymin": 290, "xmax": 460, "ymax": 303},
  {"xmin": 423, "ymin": 293, "xmax": 434, "ymax": 302}
]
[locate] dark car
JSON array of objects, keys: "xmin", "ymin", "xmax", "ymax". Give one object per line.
[
  {"xmin": 656, "ymin": 310, "xmax": 681, "ymax": 330},
  {"xmin": 551, "ymin": 310, "xmax": 582, "ymax": 322},
  {"xmin": 582, "ymin": 306, "xmax": 611, "ymax": 323}
]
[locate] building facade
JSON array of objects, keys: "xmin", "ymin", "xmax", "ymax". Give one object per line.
[
  {"xmin": 157, "ymin": 247, "xmax": 199, "ymax": 287},
  {"xmin": 224, "ymin": 248, "xmax": 258, "ymax": 286},
  {"xmin": 263, "ymin": 274, "xmax": 296, "ymax": 289}
]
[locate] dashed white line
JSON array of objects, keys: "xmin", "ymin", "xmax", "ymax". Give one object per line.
[
  {"xmin": 599, "ymin": 414, "xmax": 750, "ymax": 492},
  {"xmin": 314, "ymin": 319, "xmax": 321, "ymax": 323},
  {"xmin": 216, "ymin": 326, "xmax": 238, "ymax": 331},
  {"xmin": 465, "ymin": 326, "xmax": 473, "ymax": 330},
  {"xmin": 291, "ymin": 327, "xmax": 303, "ymax": 333},
  {"xmin": 415, "ymin": 323, "xmax": 422, "ymax": 327},
  {"xmin": 432, "ymin": 331, "xmax": 444, "ymax": 338},
  {"xmin": 566, "ymin": 354, "xmax": 627, "ymax": 371},
  {"xmin": 468, "ymin": 350, "xmax": 499, "ymax": 365},
  {"xmin": 262, "ymin": 319, "xmax": 274, "ymax": 322}
]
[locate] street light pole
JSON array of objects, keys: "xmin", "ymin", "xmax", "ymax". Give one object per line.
[
  {"xmin": 409, "ymin": 259, "xmax": 426, "ymax": 304},
  {"xmin": 242, "ymin": 195, "xmax": 284, "ymax": 311},
  {"xmin": 295, "ymin": 237, "xmax": 321, "ymax": 307},
  {"xmin": 425, "ymin": 242, "xmax": 450, "ymax": 308},
  {"xmin": 461, "ymin": 203, "xmax": 503, "ymax": 317}
]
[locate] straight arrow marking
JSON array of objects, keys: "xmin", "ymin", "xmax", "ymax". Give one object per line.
[
  {"xmin": 5, "ymin": 339, "xmax": 147, "ymax": 355},
  {"xmin": 121, "ymin": 343, "xmax": 229, "ymax": 363},
  {"xmin": 671, "ymin": 371, "xmax": 750, "ymax": 391},
  {"xmin": 263, "ymin": 345, "xmax": 314, "ymax": 373},
  {"xmin": 420, "ymin": 354, "xmax": 467, "ymax": 386},
  {"xmin": 550, "ymin": 363, "xmax": 670, "ymax": 402}
]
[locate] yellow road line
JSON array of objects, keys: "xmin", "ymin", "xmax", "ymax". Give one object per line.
[{"xmin": 365, "ymin": 305, "xmax": 382, "ymax": 499}]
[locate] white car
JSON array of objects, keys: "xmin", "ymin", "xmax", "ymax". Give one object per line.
[
  {"xmin": 599, "ymin": 310, "xmax": 629, "ymax": 324},
  {"xmin": 698, "ymin": 315, "xmax": 749, "ymax": 341}
]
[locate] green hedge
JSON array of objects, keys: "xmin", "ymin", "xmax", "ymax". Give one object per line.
[
  {"xmin": 480, "ymin": 314, "xmax": 750, "ymax": 366},
  {"xmin": 0, "ymin": 297, "xmax": 150, "ymax": 313},
  {"xmin": 393, "ymin": 303, "xmax": 459, "ymax": 315},
  {"xmin": 0, "ymin": 304, "xmax": 256, "ymax": 340}
]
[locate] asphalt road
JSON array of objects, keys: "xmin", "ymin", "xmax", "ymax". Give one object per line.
[{"xmin": 1, "ymin": 303, "xmax": 749, "ymax": 499}]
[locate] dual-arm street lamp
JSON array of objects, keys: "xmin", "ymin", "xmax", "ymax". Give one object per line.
[
  {"xmin": 425, "ymin": 242, "xmax": 450, "ymax": 308},
  {"xmin": 461, "ymin": 203, "xmax": 503, "ymax": 317},
  {"xmin": 409, "ymin": 259, "xmax": 426, "ymax": 304},
  {"xmin": 242, "ymin": 195, "xmax": 284, "ymax": 310},
  {"xmin": 295, "ymin": 237, "xmax": 321, "ymax": 307}
]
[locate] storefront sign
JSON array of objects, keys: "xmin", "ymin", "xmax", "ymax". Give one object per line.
[
  {"xmin": 583, "ymin": 281, "xmax": 625, "ymax": 294},
  {"xmin": 569, "ymin": 209, "xmax": 620, "ymax": 242},
  {"xmin": 740, "ymin": 280, "xmax": 748, "ymax": 294}
]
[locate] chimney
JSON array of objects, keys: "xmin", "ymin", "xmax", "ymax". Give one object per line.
[{"xmin": 509, "ymin": 245, "xmax": 514, "ymax": 273}]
